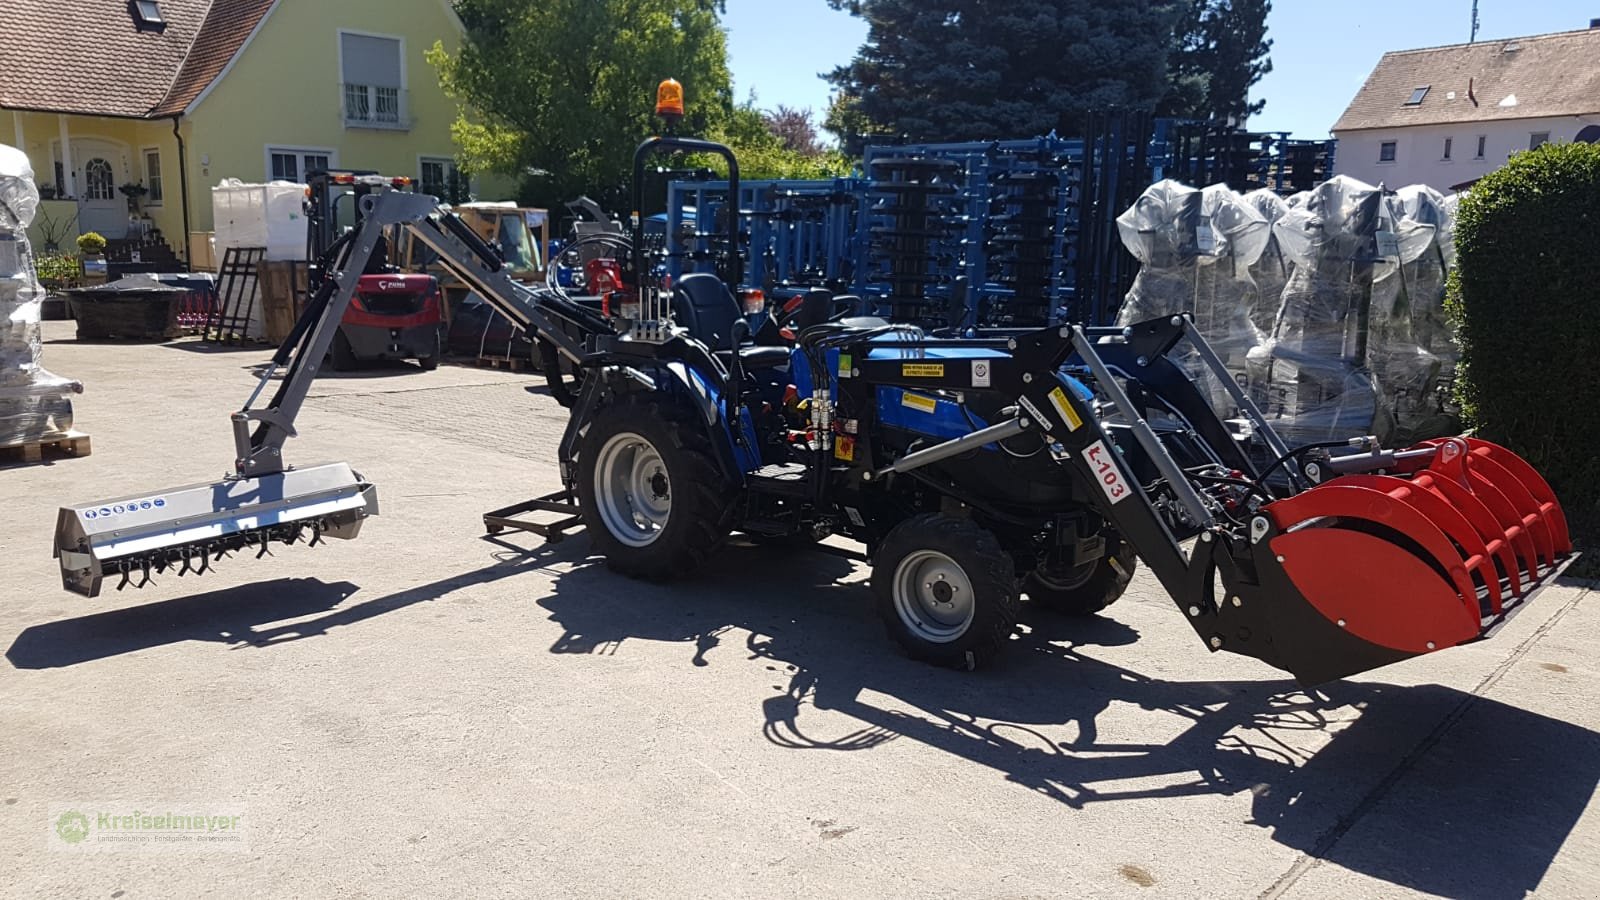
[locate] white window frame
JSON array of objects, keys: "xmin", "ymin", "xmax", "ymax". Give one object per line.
[
  {"xmin": 337, "ymin": 28, "xmax": 408, "ymax": 130},
  {"xmin": 264, "ymin": 145, "xmax": 339, "ymax": 183},
  {"xmin": 140, "ymin": 145, "xmax": 164, "ymax": 205},
  {"xmin": 418, "ymin": 154, "xmax": 460, "ymax": 199}
]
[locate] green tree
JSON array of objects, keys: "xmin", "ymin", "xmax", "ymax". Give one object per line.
[
  {"xmin": 1162, "ymin": 0, "xmax": 1273, "ymax": 122},
  {"xmin": 428, "ymin": 0, "xmax": 733, "ymax": 210},
  {"xmin": 824, "ymin": 0, "xmax": 1176, "ymax": 142}
]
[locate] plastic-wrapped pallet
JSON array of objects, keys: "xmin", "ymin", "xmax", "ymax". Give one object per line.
[
  {"xmin": 1241, "ymin": 189, "xmax": 1292, "ymax": 335},
  {"xmin": 1, "ymin": 143, "xmax": 81, "ymax": 446},
  {"xmin": 1379, "ymin": 184, "xmax": 1460, "ymax": 443},
  {"xmin": 1248, "ymin": 176, "xmax": 1384, "ymax": 443},
  {"xmin": 1115, "ymin": 180, "xmax": 1269, "ymax": 412}
]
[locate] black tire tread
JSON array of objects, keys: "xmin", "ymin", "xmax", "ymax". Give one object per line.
[
  {"xmin": 873, "ymin": 514, "xmax": 1019, "ymax": 671},
  {"xmin": 1025, "ymin": 541, "xmax": 1137, "ymax": 616},
  {"xmin": 578, "ymin": 398, "xmax": 734, "ymax": 579}
]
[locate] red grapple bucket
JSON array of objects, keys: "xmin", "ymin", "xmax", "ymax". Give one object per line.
[{"xmin": 1248, "ymin": 437, "xmax": 1570, "ymax": 682}]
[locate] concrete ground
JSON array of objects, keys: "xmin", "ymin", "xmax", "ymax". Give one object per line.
[{"xmin": 3, "ymin": 321, "xmax": 1598, "ymax": 898}]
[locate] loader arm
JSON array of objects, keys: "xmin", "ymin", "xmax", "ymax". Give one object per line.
[{"xmin": 846, "ymin": 316, "xmax": 1570, "ymax": 685}]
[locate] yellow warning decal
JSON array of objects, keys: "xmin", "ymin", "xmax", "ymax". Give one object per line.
[
  {"xmin": 834, "ymin": 435, "xmax": 856, "ymax": 462},
  {"xmin": 1049, "ymin": 386, "xmax": 1084, "ymax": 431},
  {"xmin": 901, "ymin": 363, "xmax": 945, "ymax": 378},
  {"xmin": 901, "ymin": 392, "xmax": 938, "ymax": 414}
]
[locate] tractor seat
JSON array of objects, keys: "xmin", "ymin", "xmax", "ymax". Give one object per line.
[{"xmin": 672, "ymin": 273, "xmax": 789, "ymax": 370}]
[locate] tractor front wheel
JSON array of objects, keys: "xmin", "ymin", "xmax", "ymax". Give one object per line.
[
  {"xmin": 1024, "ymin": 539, "xmax": 1137, "ymax": 616},
  {"xmin": 873, "ymin": 514, "xmax": 1019, "ymax": 671},
  {"xmin": 577, "ymin": 399, "xmax": 734, "ymax": 579}
]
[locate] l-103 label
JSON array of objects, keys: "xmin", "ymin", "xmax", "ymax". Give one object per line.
[{"xmin": 1082, "ymin": 440, "xmax": 1131, "ymax": 505}]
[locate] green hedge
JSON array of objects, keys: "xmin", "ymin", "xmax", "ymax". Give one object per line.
[{"xmin": 1448, "ymin": 142, "xmax": 1600, "ymax": 542}]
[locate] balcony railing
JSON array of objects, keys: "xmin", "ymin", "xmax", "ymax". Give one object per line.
[{"xmin": 341, "ymin": 83, "xmax": 410, "ymax": 130}]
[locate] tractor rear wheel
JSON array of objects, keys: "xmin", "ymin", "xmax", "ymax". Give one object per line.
[
  {"xmin": 1024, "ymin": 539, "xmax": 1137, "ymax": 616},
  {"xmin": 577, "ymin": 399, "xmax": 734, "ymax": 579},
  {"xmin": 873, "ymin": 514, "xmax": 1019, "ymax": 670}
]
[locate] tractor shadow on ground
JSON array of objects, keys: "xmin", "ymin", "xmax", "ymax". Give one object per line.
[{"xmin": 536, "ymin": 541, "xmax": 1600, "ymax": 900}]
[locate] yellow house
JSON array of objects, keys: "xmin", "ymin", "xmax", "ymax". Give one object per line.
[{"xmin": 1, "ymin": 0, "xmax": 485, "ymax": 267}]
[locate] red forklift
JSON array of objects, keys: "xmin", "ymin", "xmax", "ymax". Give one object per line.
[{"xmin": 305, "ymin": 169, "xmax": 444, "ymax": 371}]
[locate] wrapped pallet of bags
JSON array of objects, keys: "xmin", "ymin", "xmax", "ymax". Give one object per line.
[
  {"xmin": 1242, "ymin": 188, "xmax": 1292, "ymax": 335},
  {"xmin": 0, "ymin": 143, "xmax": 81, "ymax": 447},
  {"xmin": 1248, "ymin": 175, "xmax": 1391, "ymax": 444},
  {"xmin": 1115, "ymin": 180, "xmax": 1269, "ymax": 413},
  {"xmin": 1388, "ymin": 184, "xmax": 1462, "ymax": 442}
]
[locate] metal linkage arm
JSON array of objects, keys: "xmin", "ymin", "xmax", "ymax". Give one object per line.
[{"xmin": 233, "ymin": 190, "xmax": 610, "ymax": 478}]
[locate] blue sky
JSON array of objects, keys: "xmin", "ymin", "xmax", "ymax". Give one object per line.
[{"xmin": 724, "ymin": 0, "xmax": 1600, "ymax": 139}]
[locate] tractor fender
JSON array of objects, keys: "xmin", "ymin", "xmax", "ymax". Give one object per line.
[{"xmin": 649, "ymin": 360, "xmax": 760, "ymax": 481}]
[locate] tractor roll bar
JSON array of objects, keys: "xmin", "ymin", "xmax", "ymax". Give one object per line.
[{"xmin": 631, "ymin": 136, "xmax": 742, "ymax": 293}]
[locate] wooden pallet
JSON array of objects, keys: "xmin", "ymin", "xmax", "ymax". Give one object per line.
[
  {"xmin": 462, "ymin": 354, "xmax": 536, "ymax": 373},
  {"xmin": 0, "ymin": 430, "xmax": 92, "ymax": 464}
]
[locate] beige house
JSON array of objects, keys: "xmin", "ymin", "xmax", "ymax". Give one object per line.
[
  {"xmin": 1, "ymin": 0, "xmax": 490, "ymax": 267},
  {"xmin": 1332, "ymin": 25, "xmax": 1600, "ymax": 193}
]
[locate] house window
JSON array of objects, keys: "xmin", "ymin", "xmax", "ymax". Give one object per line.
[
  {"xmin": 419, "ymin": 156, "xmax": 461, "ymax": 200},
  {"xmin": 1476, "ymin": 135, "xmax": 1487, "ymax": 158},
  {"xmin": 1405, "ymin": 86, "xmax": 1430, "ymax": 106},
  {"xmin": 1442, "ymin": 138, "xmax": 1452, "ymax": 161},
  {"xmin": 268, "ymin": 147, "xmax": 332, "ymax": 183},
  {"xmin": 83, "ymin": 158, "xmax": 115, "ymax": 201},
  {"xmin": 131, "ymin": 0, "xmax": 166, "ymax": 31},
  {"xmin": 143, "ymin": 149, "xmax": 163, "ymax": 205},
  {"xmin": 340, "ymin": 32, "xmax": 407, "ymax": 128},
  {"xmin": 1379, "ymin": 141, "xmax": 1397, "ymax": 163},
  {"xmin": 1530, "ymin": 132, "xmax": 1550, "ymax": 150}
]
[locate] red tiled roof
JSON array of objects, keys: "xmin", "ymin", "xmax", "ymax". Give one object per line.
[
  {"xmin": 1333, "ymin": 27, "xmax": 1600, "ymax": 132},
  {"xmin": 0, "ymin": 0, "xmax": 276, "ymax": 119}
]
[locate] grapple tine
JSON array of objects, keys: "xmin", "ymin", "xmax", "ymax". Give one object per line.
[
  {"xmin": 1425, "ymin": 439, "xmax": 1543, "ymax": 581},
  {"xmin": 1334, "ymin": 473, "xmax": 1505, "ymax": 614},
  {"xmin": 1465, "ymin": 438, "xmax": 1571, "ymax": 553}
]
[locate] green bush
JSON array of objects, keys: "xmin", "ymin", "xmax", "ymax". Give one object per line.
[
  {"xmin": 34, "ymin": 253, "xmax": 80, "ymax": 286},
  {"xmin": 76, "ymin": 231, "xmax": 107, "ymax": 254},
  {"xmin": 1447, "ymin": 142, "xmax": 1600, "ymax": 542}
]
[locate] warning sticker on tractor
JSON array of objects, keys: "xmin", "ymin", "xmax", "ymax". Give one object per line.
[
  {"xmin": 901, "ymin": 392, "xmax": 938, "ymax": 414},
  {"xmin": 1082, "ymin": 439, "xmax": 1132, "ymax": 505},
  {"xmin": 1048, "ymin": 386, "xmax": 1084, "ymax": 431},
  {"xmin": 971, "ymin": 360, "xmax": 991, "ymax": 388},
  {"xmin": 837, "ymin": 353, "xmax": 853, "ymax": 378},
  {"xmin": 901, "ymin": 363, "xmax": 944, "ymax": 378},
  {"xmin": 834, "ymin": 436, "xmax": 856, "ymax": 461}
]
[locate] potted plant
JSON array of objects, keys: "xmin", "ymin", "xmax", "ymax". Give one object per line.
[
  {"xmin": 118, "ymin": 182, "xmax": 148, "ymax": 213},
  {"xmin": 77, "ymin": 231, "xmax": 108, "ymax": 286},
  {"xmin": 39, "ymin": 182, "xmax": 58, "ymax": 200}
]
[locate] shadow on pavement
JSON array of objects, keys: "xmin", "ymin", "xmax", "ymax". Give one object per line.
[
  {"xmin": 12, "ymin": 535, "xmax": 1593, "ymax": 898},
  {"xmin": 532, "ymin": 541, "xmax": 1599, "ymax": 900}
]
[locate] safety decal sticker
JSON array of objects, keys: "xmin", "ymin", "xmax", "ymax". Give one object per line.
[
  {"xmin": 901, "ymin": 363, "xmax": 944, "ymax": 378},
  {"xmin": 837, "ymin": 353, "xmax": 853, "ymax": 378},
  {"xmin": 1017, "ymin": 395, "xmax": 1046, "ymax": 427},
  {"xmin": 834, "ymin": 436, "xmax": 856, "ymax": 462},
  {"xmin": 1048, "ymin": 386, "xmax": 1083, "ymax": 431},
  {"xmin": 971, "ymin": 360, "xmax": 991, "ymax": 388},
  {"xmin": 901, "ymin": 392, "xmax": 938, "ymax": 414}
]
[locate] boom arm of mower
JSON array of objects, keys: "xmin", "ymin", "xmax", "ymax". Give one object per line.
[{"xmin": 53, "ymin": 189, "xmax": 613, "ymax": 597}]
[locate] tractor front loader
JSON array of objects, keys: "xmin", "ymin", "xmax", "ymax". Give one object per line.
[{"xmin": 51, "ymin": 81, "xmax": 1571, "ymax": 686}]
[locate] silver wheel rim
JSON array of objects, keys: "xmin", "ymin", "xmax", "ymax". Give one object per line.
[
  {"xmin": 892, "ymin": 550, "xmax": 976, "ymax": 643},
  {"xmin": 594, "ymin": 431, "xmax": 671, "ymax": 547}
]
